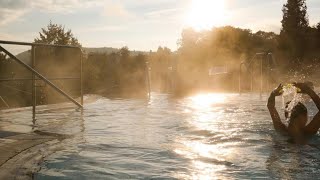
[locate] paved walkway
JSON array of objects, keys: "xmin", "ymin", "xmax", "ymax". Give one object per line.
[{"xmin": 0, "ymin": 132, "xmax": 59, "ymax": 179}]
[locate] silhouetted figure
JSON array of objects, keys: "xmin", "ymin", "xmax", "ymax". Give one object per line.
[{"xmin": 267, "ymin": 83, "xmax": 320, "ymax": 144}]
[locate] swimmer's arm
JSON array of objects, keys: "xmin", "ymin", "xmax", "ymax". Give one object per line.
[
  {"xmin": 308, "ymin": 89, "xmax": 320, "ymax": 110},
  {"xmin": 304, "ymin": 89, "xmax": 320, "ymax": 135},
  {"xmin": 267, "ymin": 93, "xmax": 287, "ymax": 133}
]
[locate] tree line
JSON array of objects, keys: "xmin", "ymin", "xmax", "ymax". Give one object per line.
[
  {"xmin": 161, "ymin": 0, "xmax": 320, "ymax": 94},
  {"xmin": 84, "ymin": 47, "xmax": 147, "ymax": 97},
  {"xmin": 0, "ymin": 22, "xmax": 148, "ymax": 108}
]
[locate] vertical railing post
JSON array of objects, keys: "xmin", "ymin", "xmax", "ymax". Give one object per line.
[
  {"xmin": 250, "ymin": 63, "xmax": 253, "ymax": 92},
  {"xmin": 31, "ymin": 46, "xmax": 36, "ymax": 120},
  {"xmin": 80, "ymin": 51, "xmax": 83, "ymax": 107},
  {"xmin": 260, "ymin": 56, "xmax": 263, "ymax": 98},
  {"xmin": 266, "ymin": 54, "xmax": 270, "ymax": 92},
  {"xmin": 239, "ymin": 63, "xmax": 242, "ymax": 94},
  {"xmin": 174, "ymin": 58, "xmax": 178, "ymax": 94},
  {"xmin": 146, "ymin": 61, "xmax": 151, "ymax": 99}
]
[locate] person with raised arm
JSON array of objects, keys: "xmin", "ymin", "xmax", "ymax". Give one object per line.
[{"xmin": 267, "ymin": 82, "xmax": 320, "ymax": 144}]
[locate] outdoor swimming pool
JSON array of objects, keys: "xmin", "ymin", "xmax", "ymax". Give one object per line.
[{"xmin": 2, "ymin": 93, "xmax": 320, "ymax": 179}]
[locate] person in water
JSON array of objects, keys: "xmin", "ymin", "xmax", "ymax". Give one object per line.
[{"xmin": 267, "ymin": 82, "xmax": 320, "ymax": 144}]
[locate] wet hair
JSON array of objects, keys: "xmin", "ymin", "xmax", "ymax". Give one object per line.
[{"xmin": 285, "ymin": 101, "xmax": 307, "ymax": 122}]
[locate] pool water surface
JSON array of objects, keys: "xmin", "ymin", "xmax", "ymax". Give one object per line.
[{"xmin": 2, "ymin": 93, "xmax": 320, "ymax": 179}]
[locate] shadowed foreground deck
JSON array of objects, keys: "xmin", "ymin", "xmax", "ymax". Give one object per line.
[
  {"xmin": 0, "ymin": 96, "xmax": 95, "ymax": 179},
  {"xmin": 0, "ymin": 132, "xmax": 64, "ymax": 179}
]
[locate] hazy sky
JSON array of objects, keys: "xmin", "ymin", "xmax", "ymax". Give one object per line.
[{"xmin": 0, "ymin": 0, "xmax": 319, "ymax": 54}]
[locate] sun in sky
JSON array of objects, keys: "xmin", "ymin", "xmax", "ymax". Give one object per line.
[{"xmin": 185, "ymin": 0, "xmax": 228, "ymax": 31}]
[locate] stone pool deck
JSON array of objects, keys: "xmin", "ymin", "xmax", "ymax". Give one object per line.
[{"xmin": 0, "ymin": 131, "xmax": 62, "ymax": 179}]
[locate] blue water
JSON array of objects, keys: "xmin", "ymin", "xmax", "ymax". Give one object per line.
[{"xmin": 3, "ymin": 93, "xmax": 320, "ymax": 179}]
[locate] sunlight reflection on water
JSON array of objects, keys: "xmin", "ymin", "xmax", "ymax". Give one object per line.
[
  {"xmin": 189, "ymin": 93, "xmax": 226, "ymax": 109},
  {"xmin": 173, "ymin": 93, "xmax": 237, "ymax": 179}
]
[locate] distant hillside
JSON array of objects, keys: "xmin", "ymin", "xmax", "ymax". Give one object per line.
[
  {"xmin": 83, "ymin": 47, "xmax": 119, "ymax": 54},
  {"xmin": 16, "ymin": 50, "xmax": 31, "ymax": 65},
  {"xmin": 12, "ymin": 47, "xmax": 149, "ymax": 65},
  {"xmin": 84, "ymin": 47, "xmax": 148, "ymax": 56}
]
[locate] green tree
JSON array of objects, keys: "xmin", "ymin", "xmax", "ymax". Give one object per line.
[
  {"xmin": 119, "ymin": 46, "xmax": 130, "ymax": 60},
  {"xmin": 280, "ymin": 0, "xmax": 308, "ymax": 63},
  {"xmin": 33, "ymin": 22, "xmax": 82, "ymax": 105},
  {"xmin": 34, "ymin": 21, "xmax": 81, "ymax": 46}
]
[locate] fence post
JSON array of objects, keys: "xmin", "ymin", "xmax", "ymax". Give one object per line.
[
  {"xmin": 31, "ymin": 46, "xmax": 36, "ymax": 120},
  {"xmin": 146, "ymin": 61, "xmax": 151, "ymax": 99},
  {"xmin": 80, "ymin": 52, "xmax": 83, "ymax": 107},
  {"xmin": 239, "ymin": 63, "xmax": 242, "ymax": 94},
  {"xmin": 260, "ymin": 56, "xmax": 263, "ymax": 98}
]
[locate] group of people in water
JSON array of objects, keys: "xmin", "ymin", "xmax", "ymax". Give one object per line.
[{"xmin": 268, "ymin": 82, "xmax": 320, "ymax": 144}]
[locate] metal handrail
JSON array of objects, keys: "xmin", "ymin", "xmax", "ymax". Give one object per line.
[
  {"xmin": 0, "ymin": 46, "xmax": 82, "ymax": 108},
  {"xmin": 0, "ymin": 77, "xmax": 80, "ymax": 81},
  {"xmin": 0, "ymin": 96, "xmax": 9, "ymax": 108},
  {"xmin": 0, "ymin": 40, "xmax": 82, "ymax": 50},
  {"xmin": 0, "ymin": 40, "xmax": 83, "ymax": 119}
]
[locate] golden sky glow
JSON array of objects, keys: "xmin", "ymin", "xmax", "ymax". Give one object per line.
[{"xmin": 185, "ymin": 0, "xmax": 228, "ymax": 31}]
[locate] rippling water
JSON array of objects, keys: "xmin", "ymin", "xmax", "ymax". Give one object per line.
[{"xmin": 2, "ymin": 93, "xmax": 320, "ymax": 179}]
